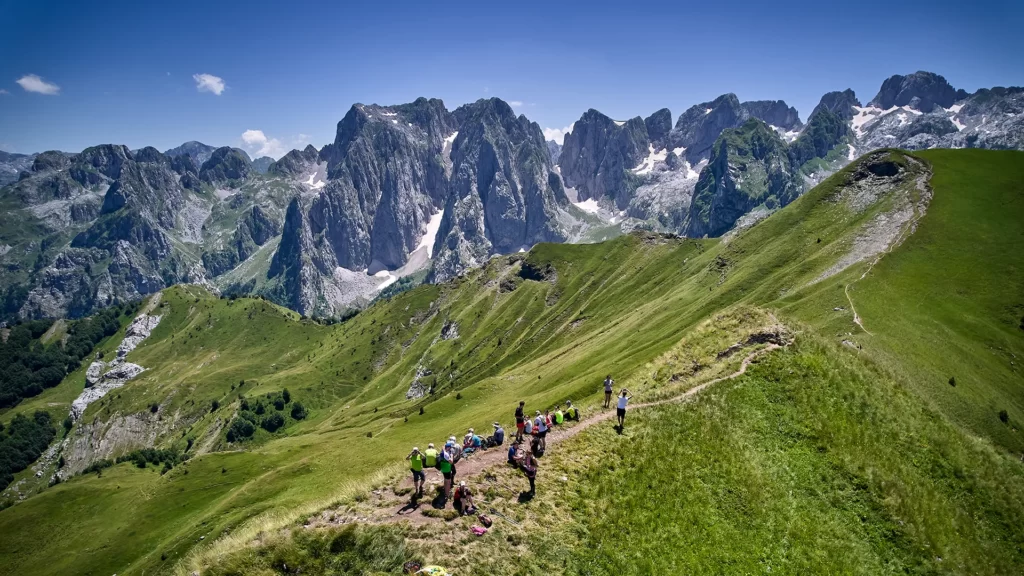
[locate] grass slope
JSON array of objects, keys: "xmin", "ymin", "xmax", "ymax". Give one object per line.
[{"xmin": 0, "ymin": 149, "xmax": 1021, "ymax": 575}]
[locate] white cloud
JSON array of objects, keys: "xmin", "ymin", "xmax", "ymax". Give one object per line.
[
  {"xmin": 543, "ymin": 123, "xmax": 575, "ymax": 145},
  {"xmin": 240, "ymin": 129, "xmax": 285, "ymax": 159},
  {"xmin": 509, "ymin": 101, "xmax": 523, "ymax": 108},
  {"xmin": 193, "ymin": 73, "xmax": 226, "ymax": 95},
  {"xmin": 16, "ymin": 74, "xmax": 60, "ymax": 95},
  {"xmin": 0, "ymin": 89, "xmax": 9, "ymax": 95}
]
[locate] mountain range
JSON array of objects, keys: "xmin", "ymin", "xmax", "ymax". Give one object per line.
[{"xmin": 1, "ymin": 71, "xmax": 1021, "ymax": 319}]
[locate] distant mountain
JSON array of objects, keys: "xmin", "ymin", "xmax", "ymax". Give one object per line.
[{"xmin": 2, "ymin": 71, "xmax": 1023, "ymax": 320}]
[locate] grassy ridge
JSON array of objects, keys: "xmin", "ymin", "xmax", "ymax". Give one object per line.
[{"xmin": 0, "ymin": 149, "xmax": 1022, "ymax": 575}]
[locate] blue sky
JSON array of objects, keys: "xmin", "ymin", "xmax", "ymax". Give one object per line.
[{"xmin": 1, "ymin": 0, "xmax": 1022, "ymax": 157}]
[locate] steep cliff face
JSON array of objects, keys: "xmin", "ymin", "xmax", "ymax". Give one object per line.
[
  {"xmin": 868, "ymin": 71, "xmax": 969, "ymax": 113},
  {"xmin": 558, "ymin": 109, "xmax": 650, "ymax": 208},
  {"xmin": 741, "ymin": 100, "xmax": 803, "ymax": 131},
  {"xmin": 686, "ymin": 119, "xmax": 799, "ymax": 238},
  {"xmin": 431, "ymin": 98, "xmax": 572, "ymax": 282},
  {"xmin": 200, "ymin": 147, "xmax": 253, "ymax": 184}
]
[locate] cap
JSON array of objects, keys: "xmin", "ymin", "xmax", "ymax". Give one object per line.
[
  {"xmin": 535, "ymin": 410, "xmax": 541, "ymax": 415},
  {"xmin": 412, "ymin": 446, "xmax": 419, "ymax": 452},
  {"xmin": 449, "ymin": 436, "xmax": 456, "ymax": 442},
  {"xmin": 428, "ymin": 442, "xmax": 435, "ymax": 448},
  {"xmin": 468, "ymin": 428, "xmax": 474, "ymax": 433},
  {"xmin": 459, "ymin": 481, "xmax": 466, "ymax": 487},
  {"xmin": 566, "ymin": 400, "xmax": 572, "ymax": 405}
]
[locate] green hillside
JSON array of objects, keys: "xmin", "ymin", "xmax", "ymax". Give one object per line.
[{"xmin": 0, "ymin": 149, "xmax": 1022, "ymax": 576}]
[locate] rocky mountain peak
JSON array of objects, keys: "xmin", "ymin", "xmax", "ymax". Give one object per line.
[
  {"xmin": 672, "ymin": 93, "xmax": 744, "ymax": 162},
  {"xmin": 868, "ymin": 71, "xmax": 969, "ymax": 112},
  {"xmin": 164, "ymin": 141, "xmax": 217, "ymax": 169},
  {"xmin": 78, "ymin": 144, "xmax": 133, "ymax": 179},
  {"xmin": 740, "ymin": 100, "xmax": 802, "ymax": 131},
  {"xmin": 809, "ymin": 89, "xmax": 861, "ymax": 122},
  {"xmin": 644, "ymin": 108, "xmax": 673, "ymax": 145},
  {"xmin": 199, "ymin": 147, "xmax": 253, "ymax": 184},
  {"xmin": 560, "ymin": 108, "xmax": 651, "ymax": 207}
]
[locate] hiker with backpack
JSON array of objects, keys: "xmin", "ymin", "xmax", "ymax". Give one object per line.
[
  {"xmin": 534, "ymin": 410, "xmax": 548, "ymax": 451},
  {"xmin": 406, "ymin": 446, "xmax": 426, "ymax": 497},
  {"xmin": 514, "ymin": 401, "xmax": 526, "ymax": 442},
  {"xmin": 518, "ymin": 449, "xmax": 538, "ymax": 494},
  {"xmin": 565, "ymin": 400, "xmax": 579, "ymax": 421},
  {"xmin": 603, "ymin": 375, "xmax": 615, "ymax": 409},
  {"xmin": 617, "ymin": 388, "xmax": 633, "ymax": 429},
  {"xmin": 453, "ymin": 481, "xmax": 477, "ymax": 516},
  {"xmin": 448, "ymin": 436, "xmax": 463, "ymax": 482},
  {"xmin": 440, "ymin": 440, "xmax": 456, "ymax": 499},
  {"xmin": 487, "ymin": 422, "xmax": 505, "ymax": 447}
]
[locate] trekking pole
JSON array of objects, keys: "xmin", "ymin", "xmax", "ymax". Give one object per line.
[{"xmin": 489, "ymin": 507, "xmax": 520, "ymax": 525}]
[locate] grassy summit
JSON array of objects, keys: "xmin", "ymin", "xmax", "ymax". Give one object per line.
[{"xmin": 0, "ymin": 149, "xmax": 1021, "ymax": 575}]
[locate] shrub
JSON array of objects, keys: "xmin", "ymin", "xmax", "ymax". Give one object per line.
[
  {"xmin": 150, "ymin": 402, "xmax": 159, "ymax": 413},
  {"xmin": 999, "ymin": 409, "xmax": 1009, "ymax": 424},
  {"xmin": 291, "ymin": 402, "xmax": 307, "ymax": 420},
  {"xmin": 949, "ymin": 377, "xmax": 956, "ymax": 387},
  {"xmin": 273, "ymin": 397, "xmax": 285, "ymax": 411},
  {"xmin": 261, "ymin": 413, "xmax": 285, "ymax": 433},
  {"xmin": 227, "ymin": 418, "xmax": 255, "ymax": 442},
  {"xmin": 282, "ymin": 388, "xmax": 291, "ymax": 403},
  {"xmin": 211, "ymin": 400, "xmax": 220, "ymax": 412},
  {"xmin": 255, "ymin": 401, "xmax": 266, "ymax": 415}
]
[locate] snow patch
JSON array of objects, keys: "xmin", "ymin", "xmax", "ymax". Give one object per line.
[
  {"xmin": 951, "ymin": 116, "xmax": 967, "ymax": 131},
  {"xmin": 380, "ymin": 111, "xmax": 397, "ymax": 117},
  {"xmin": 632, "ymin": 144, "xmax": 668, "ymax": 175},
  {"xmin": 305, "ymin": 173, "xmax": 325, "ymax": 189},
  {"xmin": 573, "ymin": 198, "xmax": 601, "ymax": 214},
  {"xmin": 948, "ymin": 103, "xmax": 964, "ymax": 114},
  {"xmin": 851, "ymin": 106, "xmax": 884, "ymax": 137},
  {"xmin": 613, "ymin": 120, "xmax": 626, "ymax": 126},
  {"xmin": 417, "ymin": 210, "xmax": 444, "ymax": 258},
  {"xmin": 848, "ymin": 144, "xmax": 857, "ymax": 161},
  {"xmin": 705, "ymin": 108, "xmax": 713, "ymax": 115},
  {"xmin": 392, "ymin": 119, "xmax": 398, "ymax": 124}
]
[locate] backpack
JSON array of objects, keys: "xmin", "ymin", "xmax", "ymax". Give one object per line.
[
  {"xmin": 478, "ymin": 514, "xmax": 493, "ymax": 528},
  {"xmin": 452, "ymin": 445, "xmax": 463, "ymax": 464}
]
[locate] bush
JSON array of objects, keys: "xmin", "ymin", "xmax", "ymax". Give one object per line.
[
  {"xmin": 255, "ymin": 401, "xmax": 266, "ymax": 415},
  {"xmin": 949, "ymin": 377, "xmax": 956, "ymax": 387},
  {"xmin": 211, "ymin": 400, "xmax": 220, "ymax": 412},
  {"xmin": 261, "ymin": 413, "xmax": 285, "ymax": 433},
  {"xmin": 999, "ymin": 409, "xmax": 1009, "ymax": 424},
  {"xmin": 81, "ymin": 459, "xmax": 113, "ymax": 476},
  {"xmin": 282, "ymin": 388, "xmax": 291, "ymax": 403},
  {"xmin": 273, "ymin": 397, "xmax": 285, "ymax": 411},
  {"xmin": 291, "ymin": 402, "xmax": 307, "ymax": 420},
  {"xmin": 227, "ymin": 418, "xmax": 256, "ymax": 442},
  {"xmin": 150, "ymin": 402, "xmax": 159, "ymax": 413}
]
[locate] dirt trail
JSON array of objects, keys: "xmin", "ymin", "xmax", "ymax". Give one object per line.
[{"xmin": 334, "ymin": 342, "xmax": 785, "ymax": 525}]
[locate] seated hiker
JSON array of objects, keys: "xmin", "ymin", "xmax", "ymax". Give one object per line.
[
  {"xmin": 424, "ymin": 442, "xmax": 439, "ymax": 469},
  {"xmin": 507, "ymin": 441, "xmax": 520, "ymax": 465},
  {"xmin": 554, "ymin": 407, "xmax": 564, "ymax": 426},
  {"xmin": 565, "ymin": 400, "xmax": 579, "ymax": 421},
  {"xmin": 530, "ymin": 434, "xmax": 543, "ymax": 457},
  {"xmin": 453, "ymin": 481, "xmax": 476, "ymax": 515},
  {"xmin": 523, "ymin": 416, "xmax": 533, "ymax": 437},
  {"xmin": 463, "ymin": 429, "xmax": 483, "ymax": 454},
  {"xmin": 545, "ymin": 409, "xmax": 554, "ymax": 428},
  {"xmin": 487, "ymin": 422, "xmax": 505, "ymax": 447}
]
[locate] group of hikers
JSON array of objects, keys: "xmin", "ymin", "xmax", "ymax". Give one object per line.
[{"xmin": 403, "ymin": 375, "xmax": 633, "ymax": 516}]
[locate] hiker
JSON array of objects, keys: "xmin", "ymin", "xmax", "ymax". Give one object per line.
[
  {"xmin": 524, "ymin": 415, "xmax": 533, "ymax": 437},
  {"xmin": 453, "ymin": 481, "xmax": 477, "ymax": 516},
  {"xmin": 565, "ymin": 400, "xmax": 579, "ymax": 421},
  {"xmin": 554, "ymin": 407, "xmax": 564, "ymax": 426},
  {"xmin": 487, "ymin": 422, "xmax": 505, "ymax": 447},
  {"xmin": 603, "ymin": 375, "xmax": 615, "ymax": 408},
  {"xmin": 530, "ymin": 434, "xmax": 543, "ymax": 457},
  {"xmin": 439, "ymin": 441, "xmax": 455, "ymax": 499},
  {"xmin": 616, "ymin": 388, "xmax": 633, "ymax": 428},
  {"xmin": 463, "ymin": 429, "xmax": 483, "ymax": 454},
  {"xmin": 424, "ymin": 442, "xmax": 439, "ymax": 469},
  {"xmin": 507, "ymin": 439, "xmax": 521, "ymax": 465},
  {"xmin": 406, "ymin": 446, "xmax": 426, "ymax": 496},
  {"xmin": 534, "ymin": 410, "xmax": 548, "ymax": 451},
  {"xmin": 519, "ymin": 449, "xmax": 538, "ymax": 494},
  {"xmin": 544, "ymin": 409, "xmax": 554, "ymax": 429},
  {"xmin": 449, "ymin": 436, "xmax": 463, "ymax": 481},
  {"xmin": 515, "ymin": 401, "xmax": 526, "ymax": 442}
]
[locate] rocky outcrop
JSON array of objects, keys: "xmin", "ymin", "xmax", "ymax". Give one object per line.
[
  {"xmin": 269, "ymin": 144, "xmax": 321, "ymax": 177},
  {"xmin": 810, "ymin": 89, "xmax": 861, "ymax": 122},
  {"xmin": 672, "ymin": 94, "xmax": 746, "ymax": 164},
  {"xmin": 686, "ymin": 119, "xmax": 799, "ymax": 238},
  {"xmin": 164, "ymin": 141, "xmax": 217, "ymax": 169},
  {"xmin": 431, "ymin": 98, "xmax": 573, "ymax": 281},
  {"xmin": 644, "ymin": 108, "xmax": 673, "ymax": 146},
  {"xmin": 546, "ymin": 141, "xmax": 562, "ymax": 164},
  {"xmin": 251, "ymin": 156, "xmax": 274, "ymax": 174},
  {"xmin": 868, "ymin": 71, "xmax": 969, "ymax": 113},
  {"xmin": 0, "ymin": 151, "xmax": 36, "ymax": 186}
]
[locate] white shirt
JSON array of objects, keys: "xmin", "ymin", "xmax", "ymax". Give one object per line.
[
  {"xmin": 535, "ymin": 416, "xmax": 547, "ymax": 432},
  {"xmin": 617, "ymin": 396, "xmax": 629, "ymax": 409}
]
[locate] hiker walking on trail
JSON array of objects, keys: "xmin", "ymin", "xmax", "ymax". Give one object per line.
[
  {"xmin": 616, "ymin": 388, "xmax": 633, "ymax": 429},
  {"xmin": 565, "ymin": 400, "xmax": 579, "ymax": 421},
  {"xmin": 439, "ymin": 441, "xmax": 455, "ymax": 499},
  {"xmin": 406, "ymin": 447, "xmax": 426, "ymax": 496},
  {"xmin": 515, "ymin": 401, "xmax": 526, "ymax": 442},
  {"xmin": 453, "ymin": 481, "xmax": 477, "ymax": 516},
  {"xmin": 603, "ymin": 375, "xmax": 615, "ymax": 408},
  {"xmin": 534, "ymin": 410, "xmax": 548, "ymax": 451}
]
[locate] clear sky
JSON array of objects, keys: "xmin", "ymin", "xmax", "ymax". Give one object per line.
[{"xmin": 1, "ymin": 0, "xmax": 1022, "ymax": 157}]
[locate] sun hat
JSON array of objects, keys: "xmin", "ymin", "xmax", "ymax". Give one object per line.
[{"xmin": 428, "ymin": 442, "xmax": 434, "ymax": 448}]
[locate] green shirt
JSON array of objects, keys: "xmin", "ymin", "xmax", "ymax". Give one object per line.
[
  {"xmin": 439, "ymin": 459, "xmax": 452, "ymax": 473},
  {"xmin": 409, "ymin": 453, "xmax": 424, "ymax": 471},
  {"xmin": 554, "ymin": 410, "xmax": 564, "ymax": 424},
  {"xmin": 424, "ymin": 448, "xmax": 438, "ymax": 467}
]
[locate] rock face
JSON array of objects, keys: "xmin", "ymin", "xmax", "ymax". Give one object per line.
[
  {"xmin": 0, "ymin": 151, "xmax": 37, "ymax": 186},
  {"xmin": 559, "ymin": 109, "xmax": 650, "ymax": 208},
  {"xmin": 251, "ymin": 156, "xmax": 275, "ymax": 174},
  {"xmin": 809, "ymin": 89, "xmax": 861, "ymax": 122},
  {"xmin": 644, "ymin": 108, "xmax": 673, "ymax": 146},
  {"xmin": 868, "ymin": 71, "xmax": 969, "ymax": 113},
  {"xmin": 269, "ymin": 144, "xmax": 321, "ymax": 177},
  {"xmin": 686, "ymin": 119, "xmax": 799, "ymax": 238},
  {"xmin": 741, "ymin": 101, "xmax": 802, "ymax": 131},
  {"xmin": 432, "ymin": 98, "xmax": 574, "ymax": 281},
  {"xmin": 164, "ymin": 141, "xmax": 217, "ymax": 169}
]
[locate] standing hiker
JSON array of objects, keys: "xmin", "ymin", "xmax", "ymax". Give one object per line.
[
  {"xmin": 424, "ymin": 442, "xmax": 439, "ymax": 469},
  {"xmin": 449, "ymin": 436, "xmax": 463, "ymax": 482},
  {"xmin": 406, "ymin": 447, "xmax": 425, "ymax": 496},
  {"xmin": 519, "ymin": 449, "xmax": 538, "ymax": 494},
  {"xmin": 515, "ymin": 401, "xmax": 526, "ymax": 442},
  {"xmin": 616, "ymin": 388, "xmax": 633, "ymax": 429},
  {"xmin": 534, "ymin": 410, "xmax": 548, "ymax": 451},
  {"xmin": 439, "ymin": 441, "xmax": 455, "ymax": 499},
  {"xmin": 603, "ymin": 375, "xmax": 615, "ymax": 409}
]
